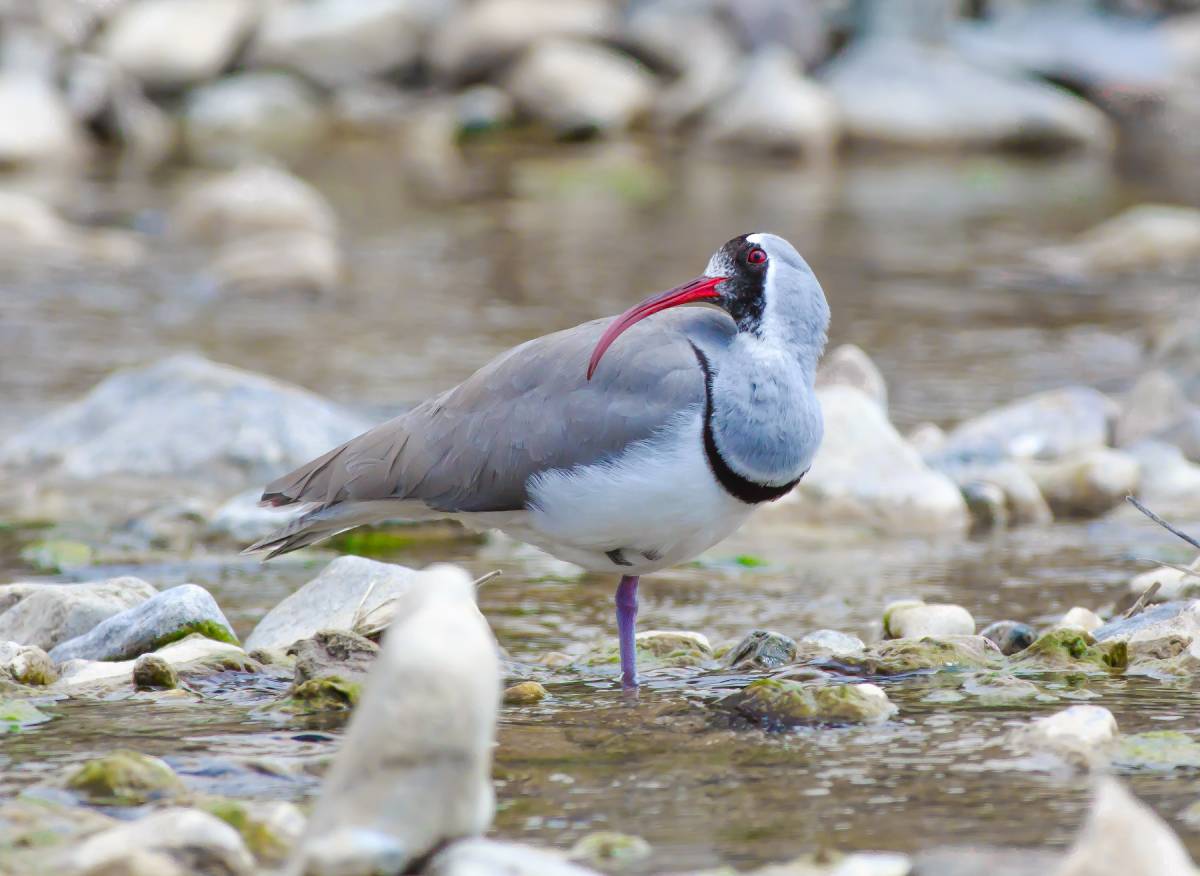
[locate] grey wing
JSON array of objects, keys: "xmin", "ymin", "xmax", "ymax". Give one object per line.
[{"xmin": 259, "ymin": 309, "xmax": 728, "ymax": 515}]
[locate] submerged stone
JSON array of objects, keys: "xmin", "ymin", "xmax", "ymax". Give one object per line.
[
  {"xmin": 961, "ymin": 672, "xmax": 1040, "ymax": 705},
  {"xmin": 289, "ymin": 629, "xmax": 379, "ymax": 687},
  {"xmin": 726, "ymin": 629, "xmax": 797, "ymax": 670},
  {"xmin": 65, "ymin": 750, "xmax": 185, "ymax": 805},
  {"xmin": 835, "ymin": 636, "xmax": 1002, "ymax": 676},
  {"xmin": 582, "ymin": 629, "xmax": 714, "ymax": 673},
  {"xmin": 0, "ymin": 699, "xmax": 52, "ymax": 732},
  {"xmin": 503, "ymin": 681, "xmax": 548, "ymax": 705},
  {"xmin": 721, "ymin": 679, "xmax": 896, "ymax": 727},
  {"xmin": 1112, "ymin": 731, "xmax": 1200, "ymax": 771},
  {"xmin": 980, "ymin": 620, "xmax": 1036, "ymax": 655},
  {"xmin": 200, "ymin": 797, "xmax": 305, "ymax": 866},
  {"xmin": 280, "ymin": 675, "xmax": 361, "ymax": 714},
  {"xmin": 132, "ymin": 653, "xmax": 178, "ymax": 690},
  {"xmin": 1011, "ymin": 705, "xmax": 1118, "ymax": 764},
  {"xmin": 1012, "ymin": 629, "xmax": 1127, "ymax": 672}
]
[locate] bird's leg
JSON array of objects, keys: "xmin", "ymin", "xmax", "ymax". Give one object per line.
[{"xmin": 615, "ymin": 575, "xmax": 640, "ymax": 688}]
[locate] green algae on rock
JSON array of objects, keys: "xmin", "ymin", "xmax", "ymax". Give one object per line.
[
  {"xmin": 200, "ymin": 797, "xmax": 304, "ymax": 865},
  {"xmin": 832, "ymin": 636, "xmax": 1002, "ymax": 676},
  {"xmin": 720, "ymin": 679, "xmax": 897, "ymax": 728},
  {"xmin": 280, "ymin": 675, "xmax": 361, "ymax": 713},
  {"xmin": 1012, "ymin": 629, "xmax": 1128, "ymax": 672},
  {"xmin": 1112, "ymin": 731, "xmax": 1200, "ymax": 771},
  {"xmin": 19, "ymin": 539, "xmax": 93, "ymax": 573},
  {"xmin": 65, "ymin": 750, "xmax": 185, "ymax": 805},
  {"xmin": 0, "ymin": 699, "xmax": 52, "ymax": 732},
  {"xmin": 960, "ymin": 672, "xmax": 1040, "ymax": 705},
  {"xmin": 0, "ymin": 643, "xmax": 56, "ymax": 686},
  {"xmin": 132, "ymin": 653, "xmax": 179, "ymax": 690},
  {"xmin": 569, "ymin": 831, "xmax": 651, "ymax": 867},
  {"xmin": 580, "ymin": 630, "xmax": 714, "ymax": 672},
  {"xmin": 148, "ymin": 618, "xmax": 239, "ymax": 652},
  {"xmin": 504, "ymin": 681, "xmax": 548, "ymax": 705}
]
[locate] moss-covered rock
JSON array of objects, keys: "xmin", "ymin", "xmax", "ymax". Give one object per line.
[
  {"xmin": 720, "ymin": 679, "xmax": 897, "ymax": 727},
  {"xmin": 725, "ymin": 630, "xmax": 797, "ymax": 670},
  {"xmin": 64, "ymin": 750, "xmax": 185, "ymax": 805},
  {"xmin": 579, "ymin": 630, "xmax": 714, "ymax": 672},
  {"xmin": 288, "ymin": 629, "xmax": 378, "ymax": 686},
  {"xmin": 200, "ymin": 797, "xmax": 304, "ymax": 865},
  {"xmin": 0, "ymin": 643, "xmax": 56, "ymax": 686},
  {"xmin": 503, "ymin": 681, "xmax": 547, "ymax": 705},
  {"xmin": 1112, "ymin": 731, "xmax": 1200, "ymax": 770},
  {"xmin": 834, "ymin": 636, "xmax": 1002, "ymax": 676},
  {"xmin": 132, "ymin": 654, "xmax": 178, "ymax": 690},
  {"xmin": 1012, "ymin": 629, "xmax": 1127, "ymax": 672},
  {"xmin": 569, "ymin": 831, "xmax": 652, "ymax": 867},
  {"xmin": 960, "ymin": 672, "xmax": 1040, "ymax": 705},
  {"xmin": 0, "ymin": 699, "xmax": 52, "ymax": 732},
  {"xmin": 279, "ymin": 676, "xmax": 361, "ymax": 713},
  {"xmin": 19, "ymin": 539, "xmax": 93, "ymax": 573},
  {"xmin": 148, "ymin": 619, "xmax": 239, "ymax": 652}
]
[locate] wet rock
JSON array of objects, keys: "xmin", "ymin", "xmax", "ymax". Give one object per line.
[
  {"xmin": 1013, "ymin": 629, "xmax": 1127, "ymax": 672},
  {"xmin": 174, "ymin": 165, "xmax": 338, "ymax": 244},
  {"xmin": 65, "ymin": 750, "xmax": 185, "ymax": 805},
  {"xmin": 721, "ymin": 679, "xmax": 897, "ymax": 727},
  {"xmin": 0, "ymin": 699, "xmax": 52, "ymax": 732},
  {"xmin": 0, "ymin": 190, "xmax": 143, "ymax": 266},
  {"xmin": 1116, "ymin": 371, "xmax": 1189, "ymax": 449},
  {"xmin": 1031, "ymin": 204, "xmax": 1200, "ymax": 278},
  {"xmin": 246, "ymin": 556, "xmax": 421, "ymax": 653},
  {"xmin": 292, "ymin": 565, "xmax": 499, "ymax": 875},
  {"xmin": 56, "ymin": 633, "xmax": 256, "ymax": 692},
  {"xmin": 980, "ymin": 620, "xmax": 1036, "ymax": 656},
  {"xmin": 1112, "ymin": 730, "xmax": 1200, "ymax": 771},
  {"xmin": 582, "ymin": 629, "xmax": 713, "ymax": 674},
  {"xmin": 0, "ymin": 641, "xmax": 56, "ymax": 685},
  {"xmin": 212, "ymin": 227, "xmax": 344, "ymax": 296},
  {"xmin": 883, "ymin": 600, "xmax": 975, "ymax": 639},
  {"xmin": 1012, "ymin": 705, "xmax": 1118, "ymax": 764},
  {"xmin": 280, "ymin": 676, "xmax": 361, "ymax": 714},
  {"xmin": 426, "ymin": 838, "xmax": 601, "ymax": 876},
  {"xmin": 200, "ymin": 798, "xmax": 305, "ymax": 867},
  {"xmin": 960, "ymin": 480, "xmax": 1008, "ymax": 530},
  {"xmin": 838, "ymin": 636, "xmax": 1002, "ymax": 676},
  {"xmin": 289, "ymin": 629, "xmax": 379, "ymax": 688},
  {"xmin": 0, "ymin": 74, "xmax": 86, "ymax": 167},
  {"xmin": 935, "ymin": 387, "xmax": 1117, "ymax": 464},
  {"xmin": 503, "ymin": 681, "xmax": 547, "ymax": 705},
  {"xmin": 700, "ymin": 47, "xmax": 838, "ymax": 160},
  {"xmin": 1056, "ymin": 778, "xmax": 1195, "ymax": 876},
  {"xmin": 821, "ymin": 37, "xmax": 1113, "ymax": 152},
  {"xmin": 726, "ymin": 629, "xmax": 797, "ymax": 670},
  {"xmin": 933, "ymin": 458, "xmax": 1053, "ymax": 528},
  {"xmin": 960, "ymin": 672, "xmax": 1039, "ymax": 705},
  {"xmin": 798, "ymin": 629, "xmax": 866, "ymax": 657},
  {"xmin": 100, "ymin": 0, "xmax": 257, "ymax": 91},
  {"xmin": 250, "ymin": 0, "xmax": 451, "ymax": 89},
  {"xmin": 61, "ymin": 807, "xmax": 254, "ymax": 875},
  {"xmin": 569, "ymin": 832, "xmax": 651, "ymax": 868},
  {"xmin": 0, "ymin": 354, "xmax": 367, "ymax": 490},
  {"xmin": 1094, "ymin": 601, "xmax": 1200, "ymax": 650},
  {"xmin": 183, "ymin": 72, "xmax": 328, "ymax": 165},
  {"xmin": 430, "ymin": 0, "xmax": 615, "ymax": 84},
  {"xmin": 789, "ymin": 386, "xmax": 969, "ymax": 535},
  {"xmin": 1128, "ymin": 440, "xmax": 1200, "ymax": 511},
  {"xmin": 0, "ymin": 577, "xmax": 157, "ymax": 652},
  {"xmin": 1126, "ymin": 560, "xmax": 1200, "ymax": 604},
  {"xmin": 133, "ymin": 653, "xmax": 178, "ymax": 690},
  {"xmin": 0, "ymin": 798, "xmax": 117, "ymax": 874},
  {"xmin": 506, "ymin": 39, "xmax": 655, "ymax": 138},
  {"xmin": 50, "ymin": 584, "xmax": 236, "ymax": 664},
  {"xmin": 815, "ymin": 344, "xmax": 887, "ymax": 412},
  {"xmin": 1024, "ymin": 448, "xmax": 1139, "ymax": 518},
  {"xmin": 1057, "ymin": 607, "xmax": 1104, "ymax": 634}
]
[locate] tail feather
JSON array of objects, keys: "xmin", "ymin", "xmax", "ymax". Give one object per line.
[{"xmin": 242, "ymin": 498, "xmax": 433, "ymax": 560}]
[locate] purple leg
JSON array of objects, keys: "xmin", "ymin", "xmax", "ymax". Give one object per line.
[{"xmin": 615, "ymin": 575, "xmax": 640, "ymax": 688}]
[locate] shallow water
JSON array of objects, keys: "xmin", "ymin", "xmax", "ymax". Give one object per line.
[{"xmin": 2, "ymin": 138, "xmax": 1200, "ymax": 872}]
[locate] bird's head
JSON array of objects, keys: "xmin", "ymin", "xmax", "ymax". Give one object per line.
[{"xmin": 587, "ymin": 232, "xmax": 829, "ymax": 379}]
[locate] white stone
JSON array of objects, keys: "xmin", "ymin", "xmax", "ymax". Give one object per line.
[
  {"xmin": 0, "ymin": 354, "xmax": 367, "ymax": 488},
  {"xmin": 784, "ymin": 386, "xmax": 969, "ymax": 535},
  {"xmin": 1128, "ymin": 559, "xmax": 1200, "ymax": 604},
  {"xmin": 938, "ymin": 386, "xmax": 1117, "ymax": 463},
  {"xmin": 821, "ymin": 37, "xmax": 1113, "ymax": 152},
  {"xmin": 1057, "ymin": 607, "xmax": 1103, "ymax": 634},
  {"xmin": 101, "ymin": 0, "xmax": 259, "ymax": 90},
  {"xmin": 173, "ymin": 165, "xmax": 338, "ymax": 244},
  {"xmin": 1056, "ymin": 778, "xmax": 1196, "ymax": 876},
  {"xmin": 427, "ymin": 838, "xmax": 601, "ymax": 876},
  {"xmin": 798, "ymin": 629, "xmax": 866, "ymax": 657},
  {"xmin": 210, "ymin": 228, "xmax": 344, "ymax": 295},
  {"xmin": 1096, "ymin": 601, "xmax": 1200, "ymax": 648},
  {"xmin": 245, "ymin": 556, "xmax": 421, "ymax": 653},
  {"xmin": 701, "ymin": 47, "xmax": 839, "ymax": 160},
  {"xmin": 506, "ymin": 39, "xmax": 655, "ymax": 137},
  {"xmin": 1031, "ymin": 204, "xmax": 1200, "ymax": 278},
  {"xmin": 60, "ymin": 807, "xmax": 254, "ymax": 875},
  {"xmin": 250, "ymin": 0, "xmax": 452, "ymax": 89},
  {"xmin": 0, "ymin": 75, "xmax": 86, "ymax": 167},
  {"xmin": 431, "ymin": 0, "xmax": 614, "ymax": 83},
  {"xmin": 291, "ymin": 565, "xmax": 499, "ymax": 875},
  {"xmin": 816, "ymin": 344, "xmax": 887, "ymax": 412},
  {"xmin": 1024, "ymin": 447, "xmax": 1140, "ymax": 518},
  {"xmin": 0, "ymin": 190, "xmax": 143, "ymax": 267},
  {"xmin": 1013, "ymin": 705, "xmax": 1118, "ymax": 764},
  {"xmin": 54, "ymin": 633, "xmax": 250, "ymax": 691},
  {"xmin": 884, "ymin": 601, "xmax": 975, "ymax": 639},
  {"xmin": 831, "ymin": 852, "xmax": 914, "ymax": 876},
  {"xmin": 0, "ymin": 577, "xmax": 157, "ymax": 652},
  {"xmin": 183, "ymin": 72, "xmax": 328, "ymax": 165}
]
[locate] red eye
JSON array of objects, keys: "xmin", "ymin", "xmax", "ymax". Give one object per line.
[{"xmin": 746, "ymin": 247, "xmax": 767, "ymax": 265}]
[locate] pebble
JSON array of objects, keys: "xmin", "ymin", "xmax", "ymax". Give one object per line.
[
  {"xmin": 65, "ymin": 750, "xmax": 185, "ymax": 806},
  {"xmin": 1012, "ymin": 705, "xmax": 1118, "ymax": 764},
  {"xmin": 1057, "ymin": 606, "xmax": 1104, "ymax": 634},
  {"xmin": 503, "ymin": 681, "xmax": 547, "ymax": 705},
  {"xmin": 0, "ymin": 641, "xmax": 57, "ymax": 685},
  {"xmin": 721, "ymin": 679, "xmax": 897, "ymax": 727},
  {"xmin": 884, "ymin": 600, "xmax": 975, "ymax": 639},
  {"xmin": 726, "ymin": 629, "xmax": 798, "ymax": 670},
  {"xmin": 1024, "ymin": 447, "xmax": 1140, "ymax": 518},
  {"xmin": 980, "ymin": 620, "xmax": 1036, "ymax": 656}
]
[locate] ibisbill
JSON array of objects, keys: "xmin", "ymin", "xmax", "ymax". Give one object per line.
[{"xmin": 245, "ymin": 233, "xmax": 830, "ymax": 688}]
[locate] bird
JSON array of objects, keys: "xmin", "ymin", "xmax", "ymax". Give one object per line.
[{"xmin": 245, "ymin": 233, "xmax": 830, "ymax": 688}]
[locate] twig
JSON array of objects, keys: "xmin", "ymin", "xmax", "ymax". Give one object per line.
[
  {"xmin": 473, "ymin": 570, "xmax": 502, "ymax": 588},
  {"xmin": 1126, "ymin": 495, "xmax": 1200, "ymax": 551},
  {"xmin": 1133, "ymin": 557, "xmax": 1200, "ymax": 581},
  {"xmin": 1122, "ymin": 581, "xmax": 1161, "ymax": 620}
]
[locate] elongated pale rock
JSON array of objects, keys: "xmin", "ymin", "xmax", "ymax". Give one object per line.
[
  {"xmin": 884, "ymin": 601, "xmax": 975, "ymax": 639},
  {"xmin": 289, "ymin": 564, "xmax": 500, "ymax": 876}
]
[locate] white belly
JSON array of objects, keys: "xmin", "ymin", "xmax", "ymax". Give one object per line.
[{"xmin": 474, "ymin": 410, "xmax": 754, "ymax": 574}]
